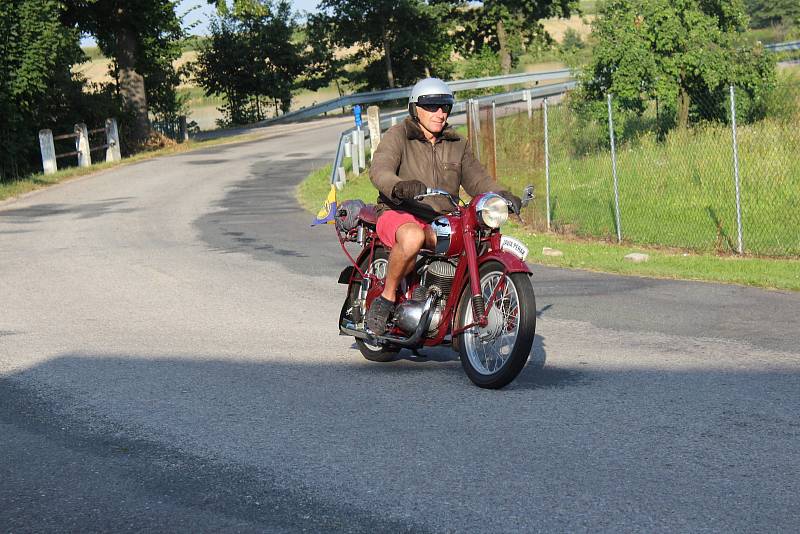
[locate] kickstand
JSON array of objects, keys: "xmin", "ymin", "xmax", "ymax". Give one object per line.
[{"xmin": 411, "ymin": 348, "xmax": 426, "ymax": 358}]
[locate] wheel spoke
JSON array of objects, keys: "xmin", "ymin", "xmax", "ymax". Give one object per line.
[{"xmin": 463, "ymin": 270, "xmax": 526, "ymax": 376}]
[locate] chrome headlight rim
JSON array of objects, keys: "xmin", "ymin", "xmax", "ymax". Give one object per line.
[{"xmin": 475, "ymin": 193, "xmax": 509, "ymax": 229}]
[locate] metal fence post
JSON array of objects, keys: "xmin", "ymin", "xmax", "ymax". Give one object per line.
[
  {"xmin": 472, "ymin": 100, "xmax": 481, "ymax": 162},
  {"xmin": 730, "ymin": 85, "xmax": 744, "ymax": 254},
  {"xmin": 543, "ymin": 98, "xmax": 551, "ymax": 230},
  {"xmin": 330, "ymin": 132, "xmax": 347, "ymax": 188},
  {"xmin": 75, "ymin": 123, "xmax": 91, "ymax": 167},
  {"xmin": 39, "ymin": 129, "xmax": 57, "ymax": 175},
  {"xmin": 491, "ymin": 100, "xmax": 498, "ymax": 179},
  {"xmin": 525, "ymin": 90, "xmax": 533, "ymax": 119},
  {"xmin": 607, "ymin": 94, "xmax": 622, "ymax": 243},
  {"xmin": 105, "ymin": 118, "xmax": 122, "ymax": 162}
]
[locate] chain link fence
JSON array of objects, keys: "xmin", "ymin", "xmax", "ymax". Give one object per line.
[{"xmin": 489, "ymin": 76, "xmax": 800, "ymax": 257}]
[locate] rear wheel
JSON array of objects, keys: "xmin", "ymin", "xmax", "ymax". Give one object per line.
[
  {"xmin": 345, "ymin": 247, "xmax": 399, "ymax": 362},
  {"xmin": 456, "ymin": 261, "xmax": 536, "ymax": 389}
]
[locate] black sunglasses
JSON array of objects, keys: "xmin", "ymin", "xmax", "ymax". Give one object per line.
[{"xmin": 418, "ymin": 103, "xmax": 453, "ymax": 114}]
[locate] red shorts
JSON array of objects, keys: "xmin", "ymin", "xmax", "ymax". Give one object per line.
[{"xmin": 376, "ymin": 210, "xmax": 427, "ymax": 248}]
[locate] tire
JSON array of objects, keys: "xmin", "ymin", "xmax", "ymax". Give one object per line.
[
  {"xmin": 455, "ymin": 261, "xmax": 536, "ymax": 389},
  {"xmin": 345, "ymin": 247, "xmax": 399, "ymax": 362}
]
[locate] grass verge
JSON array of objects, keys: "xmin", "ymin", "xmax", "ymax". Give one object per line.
[
  {"xmin": 297, "ymin": 162, "xmax": 800, "ymax": 292},
  {"xmin": 0, "ymin": 131, "xmax": 265, "ymax": 203}
]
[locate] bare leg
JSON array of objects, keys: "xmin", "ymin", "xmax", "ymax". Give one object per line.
[{"xmin": 381, "ymin": 223, "xmax": 436, "ymax": 301}]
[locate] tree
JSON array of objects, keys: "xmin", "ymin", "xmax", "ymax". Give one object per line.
[
  {"xmin": 65, "ymin": 0, "xmax": 186, "ymax": 145},
  {"xmin": 308, "ymin": 0, "xmax": 454, "ymax": 90},
  {"xmin": 0, "ymin": 0, "xmax": 86, "ymax": 179},
  {"xmin": 445, "ymin": 0, "xmax": 578, "ymax": 75},
  {"xmin": 576, "ymin": 0, "xmax": 775, "ymax": 130},
  {"xmin": 744, "ymin": 0, "xmax": 800, "ymax": 29},
  {"xmin": 195, "ymin": 0, "xmax": 305, "ymax": 125}
]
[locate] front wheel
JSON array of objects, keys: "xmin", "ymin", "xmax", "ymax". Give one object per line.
[{"xmin": 456, "ymin": 261, "xmax": 536, "ymax": 389}]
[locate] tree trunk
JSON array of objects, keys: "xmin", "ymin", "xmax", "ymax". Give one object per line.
[
  {"xmin": 496, "ymin": 18, "xmax": 512, "ymax": 75},
  {"xmin": 114, "ymin": 26, "xmax": 150, "ymax": 144},
  {"xmin": 383, "ymin": 31, "xmax": 395, "ymax": 88},
  {"xmin": 677, "ymin": 85, "xmax": 690, "ymax": 130}
]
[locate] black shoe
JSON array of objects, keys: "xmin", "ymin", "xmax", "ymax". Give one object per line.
[{"xmin": 365, "ymin": 296, "xmax": 395, "ymax": 335}]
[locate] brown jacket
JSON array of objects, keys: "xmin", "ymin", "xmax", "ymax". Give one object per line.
[{"xmin": 369, "ymin": 117, "xmax": 497, "ymax": 221}]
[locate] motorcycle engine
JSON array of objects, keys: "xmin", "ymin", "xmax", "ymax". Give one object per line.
[{"xmin": 394, "ymin": 260, "xmax": 457, "ymax": 335}]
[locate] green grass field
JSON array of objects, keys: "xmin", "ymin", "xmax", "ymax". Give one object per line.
[
  {"xmin": 296, "ymin": 162, "xmax": 800, "ymax": 291},
  {"xmin": 490, "ymin": 79, "xmax": 800, "ymax": 257}
]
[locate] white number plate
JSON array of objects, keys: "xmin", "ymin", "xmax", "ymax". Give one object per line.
[{"xmin": 500, "ymin": 236, "xmax": 529, "ymax": 261}]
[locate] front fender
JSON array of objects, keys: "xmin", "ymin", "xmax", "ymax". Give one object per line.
[{"xmin": 479, "ymin": 249, "xmax": 531, "ymax": 274}]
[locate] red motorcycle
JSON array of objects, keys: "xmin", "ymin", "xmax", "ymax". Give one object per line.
[{"xmin": 336, "ymin": 187, "xmax": 536, "ymax": 389}]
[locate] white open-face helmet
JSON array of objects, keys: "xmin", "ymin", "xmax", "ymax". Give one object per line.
[{"xmin": 408, "ymin": 77, "xmax": 455, "ymax": 121}]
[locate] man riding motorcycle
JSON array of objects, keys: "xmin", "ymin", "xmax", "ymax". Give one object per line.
[{"xmin": 366, "ymin": 77, "xmax": 521, "ymax": 335}]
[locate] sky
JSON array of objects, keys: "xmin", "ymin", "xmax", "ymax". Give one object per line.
[
  {"xmin": 179, "ymin": 0, "xmax": 321, "ymax": 35},
  {"xmin": 81, "ymin": 0, "xmax": 321, "ymax": 46}
]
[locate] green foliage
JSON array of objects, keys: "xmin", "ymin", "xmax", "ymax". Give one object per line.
[
  {"xmin": 195, "ymin": 0, "xmax": 305, "ymax": 125},
  {"xmin": 456, "ymin": 48, "xmax": 505, "ymax": 98},
  {"xmin": 0, "ymin": 0, "xmax": 88, "ymax": 179},
  {"xmin": 575, "ymin": 0, "xmax": 777, "ymax": 132},
  {"xmin": 492, "ymin": 82, "xmax": 800, "ymax": 257},
  {"xmin": 561, "ymin": 28, "xmax": 584, "ymax": 53},
  {"xmin": 446, "ymin": 0, "xmax": 579, "ymax": 73},
  {"xmin": 308, "ymin": 0, "xmax": 455, "ymax": 90},
  {"xmin": 72, "ymin": 0, "xmax": 187, "ymax": 127},
  {"xmin": 744, "ymin": 0, "xmax": 800, "ymax": 29}
]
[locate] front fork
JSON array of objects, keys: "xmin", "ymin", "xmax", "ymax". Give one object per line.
[
  {"xmin": 453, "ymin": 232, "xmax": 509, "ymax": 336},
  {"xmin": 463, "ymin": 226, "xmax": 487, "ymax": 327}
]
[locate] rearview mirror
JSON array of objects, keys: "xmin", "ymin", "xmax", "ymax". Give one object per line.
[{"xmin": 521, "ymin": 185, "xmax": 534, "ymax": 208}]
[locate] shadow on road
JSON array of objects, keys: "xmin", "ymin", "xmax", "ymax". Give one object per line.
[
  {"xmin": 0, "ymin": 198, "xmax": 137, "ymax": 221},
  {"xmin": 3, "ymin": 350, "xmax": 798, "ymax": 532}
]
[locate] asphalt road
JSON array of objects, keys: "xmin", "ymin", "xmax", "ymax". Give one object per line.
[{"xmin": 1, "ymin": 116, "xmax": 799, "ymax": 533}]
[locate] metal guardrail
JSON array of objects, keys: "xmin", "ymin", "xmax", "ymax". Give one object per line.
[
  {"xmin": 263, "ymin": 69, "xmax": 573, "ymax": 126},
  {"xmin": 274, "ymin": 40, "xmax": 796, "ymax": 128},
  {"xmin": 765, "ymin": 40, "xmax": 800, "ymax": 53},
  {"xmin": 249, "ymin": 38, "xmax": 800, "ymax": 130},
  {"xmin": 329, "ymin": 80, "xmax": 578, "ymax": 185}
]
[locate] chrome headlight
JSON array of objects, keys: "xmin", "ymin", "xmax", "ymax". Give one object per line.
[{"xmin": 476, "ymin": 194, "xmax": 509, "ymax": 229}]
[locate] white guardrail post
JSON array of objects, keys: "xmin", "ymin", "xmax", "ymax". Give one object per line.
[
  {"xmin": 75, "ymin": 123, "xmax": 91, "ymax": 168},
  {"xmin": 358, "ymin": 128, "xmax": 367, "ymax": 170},
  {"xmin": 352, "ymin": 130, "xmax": 361, "ymax": 176},
  {"xmin": 39, "ymin": 129, "xmax": 57, "ymax": 175},
  {"xmin": 367, "ymin": 105, "xmax": 381, "ymax": 159},
  {"xmin": 105, "ymin": 118, "xmax": 121, "ymax": 162}
]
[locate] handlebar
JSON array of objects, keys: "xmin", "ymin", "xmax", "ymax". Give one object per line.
[
  {"xmin": 414, "ymin": 188, "xmax": 461, "ymax": 209},
  {"xmin": 413, "ymin": 185, "xmax": 534, "ymax": 215}
]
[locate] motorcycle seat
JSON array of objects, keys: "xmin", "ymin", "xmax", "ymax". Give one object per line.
[{"xmin": 357, "ymin": 205, "xmax": 378, "ymax": 227}]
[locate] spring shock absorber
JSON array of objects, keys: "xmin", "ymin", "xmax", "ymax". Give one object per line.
[{"xmin": 472, "ymin": 294, "xmax": 486, "ymax": 323}]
